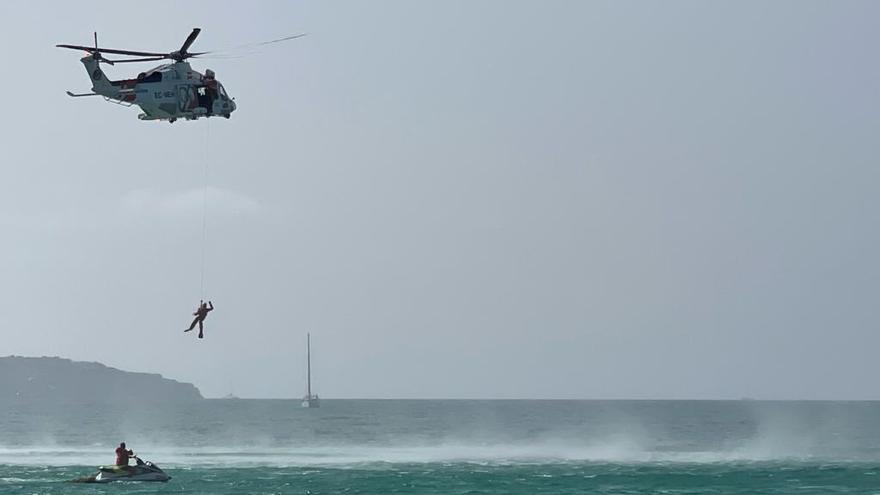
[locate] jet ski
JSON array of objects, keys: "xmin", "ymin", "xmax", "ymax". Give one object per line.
[{"xmin": 77, "ymin": 456, "xmax": 171, "ymax": 483}]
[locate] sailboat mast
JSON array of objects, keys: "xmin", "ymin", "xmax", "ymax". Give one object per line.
[{"xmin": 306, "ymin": 333, "xmax": 311, "ymax": 398}]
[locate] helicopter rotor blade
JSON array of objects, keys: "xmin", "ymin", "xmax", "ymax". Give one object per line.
[
  {"xmin": 57, "ymin": 44, "xmax": 169, "ymax": 58},
  {"xmin": 56, "ymin": 44, "xmax": 98, "ymax": 53},
  {"xmin": 179, "ymin": 28, "xmax": 201, "ymax": 55},
  {"xmin": 253, "ymin": 32, "xmax": 308, "ymax": 47},
  {"xmin": 102, "ymin": 56, "xmax": 168, "ymax": 64},
  {"xmin": 58, "ymin": 29, "xmax": 304, "ymax": 63},
  {"xmin": 197, "ymin": 33, "xmax": 307, "ymax": 56}
]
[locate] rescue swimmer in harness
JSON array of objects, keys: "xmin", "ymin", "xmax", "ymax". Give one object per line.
[{"xmin": 184, "ymin": 300, "xmax": 214, "ymax": 339}]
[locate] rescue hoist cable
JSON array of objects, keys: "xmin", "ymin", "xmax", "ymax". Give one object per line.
[{"xmin": 199, "ymin": 119, "xmax": 210, "ymax": 300}]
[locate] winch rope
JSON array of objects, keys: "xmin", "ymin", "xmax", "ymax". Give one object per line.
[{"xmin": 199, "ymin": 119, "xmax": 210, "ymax": 300}]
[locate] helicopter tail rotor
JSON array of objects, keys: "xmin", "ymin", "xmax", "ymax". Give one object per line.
[{"xmin": 91, "ymin": 32, "xmax": 113, "ymax": 66}]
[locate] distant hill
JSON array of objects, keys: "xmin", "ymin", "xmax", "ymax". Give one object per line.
[{"xmin": 0, "ymin": 356, "xmax": 203, "ymax": 403}]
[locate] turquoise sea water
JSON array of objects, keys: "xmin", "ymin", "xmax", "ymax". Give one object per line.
[{"xmin": 3, "ymin": 400, "xmax": 880, "ymax": 493}]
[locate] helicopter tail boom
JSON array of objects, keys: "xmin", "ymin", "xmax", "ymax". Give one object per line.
[{"xmin": 80, "ymin": 54, "xmax": 117, "ymax": 96}]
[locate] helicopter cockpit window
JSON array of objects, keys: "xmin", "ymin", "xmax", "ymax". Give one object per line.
[
  {"xmin": 218, "ymin": 84, "xmax": 228, "ymax": 100},
  {"xmin": 141, "ymin": 72, "xmax": 162, "ymax": 83}
]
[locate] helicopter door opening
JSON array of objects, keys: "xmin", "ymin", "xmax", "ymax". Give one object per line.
[
  {"xmin": 197, "ymin": 86, "xmax": 210, "ymax": 111},
  {"xmin": 196, "ymin": 85, "xmax": 218, "ymax": 115}
]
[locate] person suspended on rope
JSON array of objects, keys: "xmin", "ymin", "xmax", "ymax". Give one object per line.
[{"xmin": 184, "ymin": 300, "xmax": 214, "ymax": 339}]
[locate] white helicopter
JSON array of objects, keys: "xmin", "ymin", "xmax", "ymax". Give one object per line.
[{"xmin": 57, "ymin": 28, "xmax": 304, "ymax": 123}]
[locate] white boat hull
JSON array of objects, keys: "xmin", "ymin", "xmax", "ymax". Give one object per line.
[{"xmin": 90, "ymin": 461, "xmax": 170, "ymax": 482}]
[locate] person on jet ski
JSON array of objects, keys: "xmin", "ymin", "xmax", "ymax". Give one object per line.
[
  {"xmin": 115, "ymin": 442, "xmax": 134, "ymax": 467},
  {"xmin": 184, "ymin": 300, "xmax": 214, "ymax": 339}
]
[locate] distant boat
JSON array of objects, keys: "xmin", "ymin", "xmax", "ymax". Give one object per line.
[{"xmin": 301, "ymin": 333, "xmax": 320, "ymax": 408}]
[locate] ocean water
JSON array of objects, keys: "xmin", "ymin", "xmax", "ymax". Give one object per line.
[{"xmin": 2, "ymin": 399, "xmax": 880, "ymax": 493}]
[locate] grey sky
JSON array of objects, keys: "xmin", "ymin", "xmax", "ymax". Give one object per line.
[{"xmin": 1, "ymin": 1, "xmax": 878, "ymax": 399}]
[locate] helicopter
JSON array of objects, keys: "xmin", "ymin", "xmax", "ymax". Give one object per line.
[{"xmin": 57, "ymin": 28, "xmax": 304, "ymax": 123}]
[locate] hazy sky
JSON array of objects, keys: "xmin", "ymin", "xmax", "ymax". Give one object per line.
[{"xmin": 1, "ymin": 1, "xmax": 878, "ymax": 399}]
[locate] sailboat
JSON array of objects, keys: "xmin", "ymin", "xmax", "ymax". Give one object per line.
[{"xmin": 301, "ymin": 333, "xmax": 320, "ymax": 408}]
